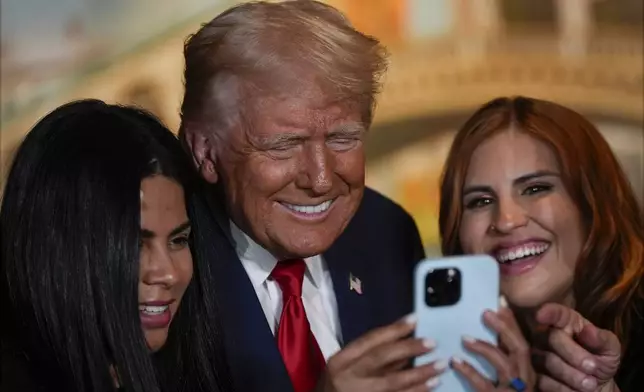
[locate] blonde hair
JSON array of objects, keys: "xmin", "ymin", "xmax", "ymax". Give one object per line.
[{"xmin": 180, "ymin": 0, "xmax": 388, "ymax": 144}]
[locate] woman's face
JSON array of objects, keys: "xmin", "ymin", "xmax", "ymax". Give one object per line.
[
  {"xmin": 458, "ymin": 131, "xmax": 585, "ymax": 308},
  {"xmin": 138, "ymin": 175, "xmax": 193, "ymax": 352}
]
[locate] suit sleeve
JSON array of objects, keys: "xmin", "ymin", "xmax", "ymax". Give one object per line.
[{"xmin": 404, "ymin": 211, "xmax": 426, "ymax": 267}]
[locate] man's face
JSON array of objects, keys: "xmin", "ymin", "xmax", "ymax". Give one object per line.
[{"xmin": 216, "ymin": 92, "xmax": 366, "ymax": 259}]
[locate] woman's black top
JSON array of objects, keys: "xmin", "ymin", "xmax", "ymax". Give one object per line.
[{"xmin": 615, "ymin": 300, "xmax": 644, "ymax": 391}]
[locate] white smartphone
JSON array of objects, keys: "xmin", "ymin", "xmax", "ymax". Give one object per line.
[{"xmin": 413, "ymin": 255, "xmax": 500, "ymax": 392}]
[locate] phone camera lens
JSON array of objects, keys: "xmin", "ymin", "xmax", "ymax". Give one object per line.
[{"xmin": 425, "ymin": 268, "xmax": 462, "ymax": 307}]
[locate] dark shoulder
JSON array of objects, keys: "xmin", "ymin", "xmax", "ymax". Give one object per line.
[
  {"xmin": 344, "ymin": 187, "xmax": 424, "ymax": 262},
  {"xmin": 615, "ymin": 298, "xmax": 644, "ymax": 391},
  {"xmin": 353, "ymin": 187, "xmax": 416, "ymax": 228}
]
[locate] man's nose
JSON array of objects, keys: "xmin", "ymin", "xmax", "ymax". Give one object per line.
[
  {"xmin": 490, "ymin": 196, "xmax": 529, "ymax": 233},
  {"xmin": 295, "ymin": 143, "xmax": 334, "ymax": 195},
  {"xmin": 141, "ymin": 246, "xmax": 178, "ymax": 288}
]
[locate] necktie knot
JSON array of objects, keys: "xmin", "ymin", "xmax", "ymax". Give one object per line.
[{"xmin": 271, "ymin": 259, "xmax": 305, "ymax": 298}]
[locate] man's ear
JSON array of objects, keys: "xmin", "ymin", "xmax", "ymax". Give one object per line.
[
  {"xmin": 182, "ymin": 126, "xmax": 219, "ymax": 184},
  {"xmin": 199, "ymin": 146, "xmax": 219, "ymax": 184}
]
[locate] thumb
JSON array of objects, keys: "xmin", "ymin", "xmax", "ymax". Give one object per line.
[
  {"xmin": 576, "ymin": 323, "xmax": 621, "ymax": 357},
  {"xmin": 536, "ymin": 303, "xmax": 587, "ymax": 335}
]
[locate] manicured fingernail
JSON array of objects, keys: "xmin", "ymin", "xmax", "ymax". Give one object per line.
[
  {"xmin": 581, "ymin": 377, "xmax": 597, "ymax": 391},
  {"xmin": 450, "ymin": 356, "xmax": 463, "ymax": 365},
  {"xmin": 462, "ymin": 335, "xmax": 476, "ymax": 343},
  {"xmin": 581, "ymin": 359, "xmax": 596, "ymax": 372},
  {"xmin": 434, "ymin": 359, "xmax": 449, "ymax": 371},
  {"xmin": 423, "ymin": 338, "xmax": 436, "ymax": 349},
  {"xmin": 483, "ymin": 310, "xmax": 498, "ymax": 321},
  {"xmin": 499, "ymin": 295, "xmax": 508, "ymax": 308},
  {"xmin": 403, "ymin": 313, "xmax": 417, "ymax": 325},
  {"xmin": 426, "ymin": 376, "xmax": 441, "ymax": 388}
]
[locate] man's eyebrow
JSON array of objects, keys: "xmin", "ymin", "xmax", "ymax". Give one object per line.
[
  {"xmin": 328, "ymin": 123, "xmax": 366, "ymax": 137},
  {"xmin": 252, "ymin": 132, "xmax": 306, "ymax": 147},
  {"xmin": 252, "ymin": 123, "xmax": 365, "ymax": 147}
]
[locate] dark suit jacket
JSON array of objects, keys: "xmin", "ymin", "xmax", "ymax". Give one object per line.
[{"xmin": 193, "ymin": 187, "xmax": 425, "ymax": 392}]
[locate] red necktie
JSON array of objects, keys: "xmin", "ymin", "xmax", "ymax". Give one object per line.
[{"xmin": 271, "ymin": 259, "xmax": 325, "ymax": 392}]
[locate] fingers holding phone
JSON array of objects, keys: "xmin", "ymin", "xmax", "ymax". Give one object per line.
[
  {"xmin": 453, "ymin": 303, "xmax": 536, "ymax": 391},
  {"xmin": 317, "ymin": 314, "xmax": 447, "ymax": 392}
]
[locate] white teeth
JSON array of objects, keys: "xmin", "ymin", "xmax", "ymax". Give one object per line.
[
  {"xmin": 496, "ymin": 244, "xmax": 549, "ymax": 264},
  {"xmin": 139, "ymin": 305, "xmax": 168, "ymax": 315},
  {"xmin": 283, "ymin": 200, "xmax": 333, "ymax": 214}
]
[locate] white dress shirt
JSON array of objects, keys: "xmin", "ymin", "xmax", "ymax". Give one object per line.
[{"xmin": 230, "ymin": 221, "xmax": 343, "ymax": 360}]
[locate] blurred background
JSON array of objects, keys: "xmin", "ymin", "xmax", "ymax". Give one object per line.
[{"xmin": 1, "ymin": 0, "xmax": 642, "ymax": 254}]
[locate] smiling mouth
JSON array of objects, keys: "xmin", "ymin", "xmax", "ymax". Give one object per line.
[
  {"xmin": 138, "ymin": 299, "xmax": 175, "ymax": 315},
  {"xmin": 139, "ymin": 300, "xmax": 175, "ymax": 329},
  {"xmin": 495, "ymin": 242, "xmax": 550, "ymax": 264},
  {"xmin": 139, "ymin": 304, "xmax": 170, "ymax": 315},
  {"xmin": 280, "ymin": 199, "xmax": 335, "ymax": 215}
]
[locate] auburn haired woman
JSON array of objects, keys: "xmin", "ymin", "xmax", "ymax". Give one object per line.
[{"xmin": 439, "ymin": 96, "xmax": 643, "ymax": 391}]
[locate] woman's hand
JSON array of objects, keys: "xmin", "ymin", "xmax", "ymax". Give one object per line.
[
  {"xmin": 532, "ymin": 303, "xmax": 621, "ymax": 392},
  {"xmin": 450, "ymin": 297, "xmax": 536, "ymax": 391}
]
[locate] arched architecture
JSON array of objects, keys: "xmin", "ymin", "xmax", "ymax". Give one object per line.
[
  {"xmin": 343, "ymin": 0, "xmax": 644, "ymax": 250},
  {"xmin": 1, "ymin": 0, "xmax": 642, "ymax": 252}
]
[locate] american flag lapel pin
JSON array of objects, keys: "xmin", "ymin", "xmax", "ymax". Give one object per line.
[{"xmin": 349, "ymin": 273, "xmax": 363, "ymax": 295}]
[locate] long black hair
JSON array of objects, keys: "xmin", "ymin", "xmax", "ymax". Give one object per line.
[{"xmin": 0, "ymin": 100, "xmax": 232, "ymax": 392}]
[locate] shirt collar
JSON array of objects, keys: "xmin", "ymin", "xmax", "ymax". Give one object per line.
[{"xmin": 229, "ymin": 220, "xmax": 325, "ymax": 289}]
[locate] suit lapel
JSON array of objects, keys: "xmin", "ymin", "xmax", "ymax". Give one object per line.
[
  {"xmin": 324, "ymin": 231, "xmax": 374, "ymax": 346},
  {"xmin": 216, "ymin": 246, "xmax": 292, "ymax": 392},
  {"xmin": 198, "ymin": 192, "xmax": 293, "ymax": 392}
]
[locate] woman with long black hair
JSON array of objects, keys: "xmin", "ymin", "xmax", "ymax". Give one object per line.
[{"xmin": 0, "ymin": 100, "xmax": 232, "ymax": 392}]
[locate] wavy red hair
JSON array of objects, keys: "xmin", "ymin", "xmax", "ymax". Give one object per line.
[{"xmin": 439, "ymin": 96, "xmax": 644, "ymax": 343}]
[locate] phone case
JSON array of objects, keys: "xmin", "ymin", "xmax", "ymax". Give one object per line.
[{"xmin": 414, "ymin": 255, "xmax": 500, "ymax": 392}]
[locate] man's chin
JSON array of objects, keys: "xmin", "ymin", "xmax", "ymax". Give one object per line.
[
  {"xmin": 277, "ymin": 245, "xmax": 330, "ymax": 259},
  {"xmin": 272, "ymin": 233, "xmax": 338, "ymax": 259}
]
